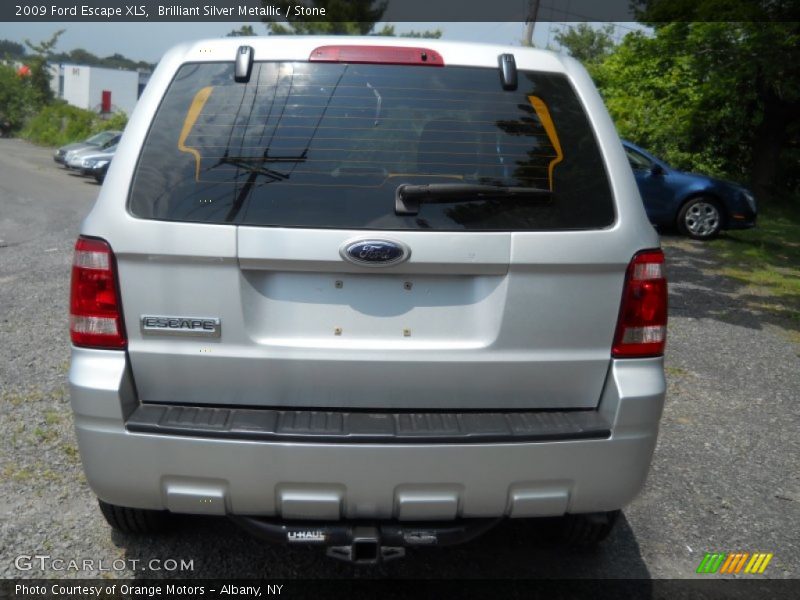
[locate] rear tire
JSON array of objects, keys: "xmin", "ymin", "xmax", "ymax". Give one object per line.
[
  {"xmin": 549, "ymin": 510, "xmax": 620, "ymax": 545},
  {"xmin": 98, "ymin": 499, "xmax": 171, "ymax": 534}
]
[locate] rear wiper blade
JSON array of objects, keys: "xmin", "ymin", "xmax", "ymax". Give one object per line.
[{"xmin": 395, "ymin": 183, "xmax": 551, "ymax": 215}]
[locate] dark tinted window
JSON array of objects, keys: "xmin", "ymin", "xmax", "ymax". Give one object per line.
[
  {"xmin": 625, "ymin": 146, "xmax": 654, "ymax": 171},
  {"xmin": 129, "ymin": 62, "xmax": 614, "ymax": 230}
]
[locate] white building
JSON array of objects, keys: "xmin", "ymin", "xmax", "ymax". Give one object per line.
[{"xmin": 53, "ymin": 64, "xmax": 150, "ymax": 115}]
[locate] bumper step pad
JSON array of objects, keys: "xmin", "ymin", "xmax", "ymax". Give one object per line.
[{"xmin": 127, "ymin": 404, "xmax": 610, "ymax": 444}]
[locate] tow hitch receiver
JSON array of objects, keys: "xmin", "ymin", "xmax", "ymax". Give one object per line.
[
  {"xmin": 231, "ymin": 517, "xmax": 500, "ymax": 564},
  {"xmin": 327, "ymin": 526, "xmax": 403, "ymax": 564}
]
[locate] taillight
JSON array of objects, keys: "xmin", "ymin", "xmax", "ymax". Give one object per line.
[
  {"xmin": 612, "ymin": 249, "xmax": 667, "ymax": 358},
  {"xmin": 69, "ymin": 236, "xmax": 126, "ymax": 349}
]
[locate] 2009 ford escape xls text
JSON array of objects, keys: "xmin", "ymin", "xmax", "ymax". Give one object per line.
[{"xmin": 68, "ymin": 37, "xmax": 667, "ymax": 563}]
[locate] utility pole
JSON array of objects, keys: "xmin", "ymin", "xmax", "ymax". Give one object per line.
[{"xmin": 524, "ymin": 0, "xmax": 541, "ymax": 47}]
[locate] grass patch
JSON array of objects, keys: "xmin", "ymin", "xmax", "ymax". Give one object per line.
[
  {"xmin": 34, "ymin": 426, "xmax": 59, "ymax": 443},
  {"xmin": 1, "ymin": 388, "xmax": 46, "ymax": 406},
  {"xmin": 665, "ymin": 366, "xmax": 688, "ymax": 377},
  {"xmin": 710, "ymin": 203, "xmax": 800, "ymax": 316},
  {"xmin": 62, "ymin": 443, "xmax": 80, "ymax": 462},
  {"xmin": 3, "ymin": 464, "xmax": 33, "ymax": 482},
  {"xmin": 44, "ymin": 410, "xmax": 62, "ymax": 425}
]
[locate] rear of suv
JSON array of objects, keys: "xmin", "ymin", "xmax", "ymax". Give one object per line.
[{"xmin": 69, "ymin": 37, "xmax": 667, "ymax": 563}]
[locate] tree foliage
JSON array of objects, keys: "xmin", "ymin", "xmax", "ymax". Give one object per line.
[
  {"xmin": 618, "ymin": 1, "xmax": 800, "ymax": 199},
  {"xmin": 22, "ymin": 30, "xmax": 64, "ymax": 105},
  {"xmin": 48, "ymin": 48, "xmax": 153, "ymax": 71},
  {"xmin": 0, "ymin": 63, "xmax": 37, "ymax": 132},
  {"xmin": 591, "ymin": 19, "xmax": 800, "ymax": 200},
  {"xmin": 386, "ymin": 27, "xmax": 442, "ymax": 39},
  {"xmin": 21, "ymin": 101, "xmax": 126, "ymax": 146},
  {"xmin": 227, "ymin": 25, "xmax": 256, "ymax": 37},
  {"xmin": 554, "ymin": 23, "xmax": 616, "ymax": 64},
  {"xmin": 260, "ymin": 0, "xmax": 440, "ymax": 38},
  {"xmin": 0, "ymin": 39, "xmax": 26, "ymax": 59}
]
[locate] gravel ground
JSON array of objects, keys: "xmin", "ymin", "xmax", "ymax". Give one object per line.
[{"xmin": 0, "ymin": 138, "xmax": 798, "ymax": 580}]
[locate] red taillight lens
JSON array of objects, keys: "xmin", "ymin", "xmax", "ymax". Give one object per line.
[
  {"xmin": 612, "ymin": 249, "xmax": 667, "ymax": 358},
  {"xmin": 69, "ymin": 236, "xmax": 126, "ymax": 349},
  {"xmin": 309, "ymin": 45, "xmax": 445, "ymax": 66}
]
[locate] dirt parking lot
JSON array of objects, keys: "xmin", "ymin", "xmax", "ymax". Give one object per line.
[{"xmin": 0, "ymin": 138, "xmax": 798, "ymax": 580}]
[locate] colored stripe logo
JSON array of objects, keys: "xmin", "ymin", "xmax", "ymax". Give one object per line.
[{"xmin": 696, "ymin": 552, "xmax": 773, "ymax": 574}]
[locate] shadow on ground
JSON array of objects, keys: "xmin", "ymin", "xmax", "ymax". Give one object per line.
[
  {"xmin": 113, "ymin": 513, "xmax": 649, "ymax": 579},
  {"xmin": 661, "ymin": 234, "xmax": 799, "ymax": 333}
]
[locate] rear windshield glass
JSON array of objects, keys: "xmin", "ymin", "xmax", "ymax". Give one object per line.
[{"xmin": 129, "ymin": 62, "xmax": 614, "ymax": 230}]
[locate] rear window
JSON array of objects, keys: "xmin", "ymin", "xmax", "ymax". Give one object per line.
[{"xmin": 129, "ymin": 61, "xmax": 614, "ymax": 230}]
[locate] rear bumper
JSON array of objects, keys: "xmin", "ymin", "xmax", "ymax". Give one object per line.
[{"xmin": 69, "ymin": 347, "xmax": 665, "ymax": 520}]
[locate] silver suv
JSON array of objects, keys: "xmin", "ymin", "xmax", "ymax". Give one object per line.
[{"xmin": 69, "ymin": 37, "xmax": 667, "ymax": 563}]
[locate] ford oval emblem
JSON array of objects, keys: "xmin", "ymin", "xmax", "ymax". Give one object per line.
[{"xmin": 340, "ymin": 239, "xmax": 410, "ymax": 267}]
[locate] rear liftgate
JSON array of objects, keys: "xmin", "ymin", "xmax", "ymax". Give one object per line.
[{"xmin": 221, "ymin": 45, "xmax": 597, "ymax": 565}]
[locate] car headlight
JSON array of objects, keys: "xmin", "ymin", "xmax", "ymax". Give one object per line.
[{"xmin": 742, "ymin": 190, "xmax": 757, "ymax": 213}]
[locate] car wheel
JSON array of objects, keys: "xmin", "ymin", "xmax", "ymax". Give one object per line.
[
  {"xmin": 546, "ymin": 510, "xmax": 620, "ymax": 545},
  {"xmin": 98, "ymin": 499, "xmax": 171, "ymax": 534},
  {"xmin": 677, "ymin": 197, "xmax": 723, "ymax": 240}
]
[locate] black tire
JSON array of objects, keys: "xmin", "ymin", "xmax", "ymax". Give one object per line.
[
  {"xmin": 677, "ymin": 196, "xmax": 723, "ymax": 240},
  {"xmin": 549, "ymin": 510, "xmax": 620, "ymax": 546},
  {"xmin": 98, "ymin": 499, "xmax": 171, "ymax": 534}
]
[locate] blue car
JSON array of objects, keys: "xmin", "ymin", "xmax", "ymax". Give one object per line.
[{"xmin": 622, "ymin": 140, "xmax": 757, "ymax": 240}]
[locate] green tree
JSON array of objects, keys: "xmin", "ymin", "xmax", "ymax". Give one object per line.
[
  {"xmin": 66, "ymin": 48, "xmax": 97, "ymax": 65},
  {"xmin": 48, "ymin": 48, "xmax": 153, "ymax": 71},
  {"xmin": 227, "ymin": 25, "xmax": 256, "ymax": 37},
  {"xmin": 0, "ymin": 63, "xmax": 36, "ymax": 132},
  {"xmin": 23, "ymin": 30, "xmax": 64, "ymax": 105},
  {"xmin": 394, "ymin": 28, "xmax": 442, "ymax": 39},
  {"xmin": 554, "ymin": 23, "xmax": 616, "ymax": 65},
  {"xmin": 593, "ymin": 19, "xmax": 800, "ymax": 201},
  {"xmin": 0, "ymin": 39, "xmax": 26, "ymax": 59},
  {"xmin": 260, "ymin": 0, "xmax": 439, "ymax": 38},
  {"xmin": 621, "ymin": 1, "xmax": 800, "ymax": 199}
]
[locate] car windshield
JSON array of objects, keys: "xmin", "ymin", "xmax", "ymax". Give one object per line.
[
  {"xmin": 85, "ymin": 131, "xmax": 116, "ymax": 146},
  {"xmin": 129, "ymin": 62, "xmax": 614, "ymax": 231}
]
